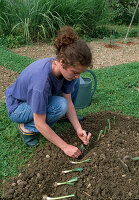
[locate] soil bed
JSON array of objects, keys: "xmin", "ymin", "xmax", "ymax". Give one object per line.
[{"xmin": 2, "ymin": 111, "xmax": 139, "ymax": 200}]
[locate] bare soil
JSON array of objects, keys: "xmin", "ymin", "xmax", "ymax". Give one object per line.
[{"xmin": 1, "ymin": 111, "xmax": 139, "ymax": 200}]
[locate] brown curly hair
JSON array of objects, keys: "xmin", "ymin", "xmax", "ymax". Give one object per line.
[{"xmin": 54, "ymin": 26, "xmax": 92, "ymax": 68}]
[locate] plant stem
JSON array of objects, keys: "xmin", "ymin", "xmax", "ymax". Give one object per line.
[
  {"xmin": 104, "ymin": 126, "xmax": 108, "ymax": 136},
  {"xmin": 97, "ymin": 130, "xmax": 103, "ymax": 141},
  {"xmin": 87, "ymin": 136, "xmax": 94, "ymax": 150},
  {"xmin": 107, "ymin": 119, "xmax": 111, "ymax": 130}
]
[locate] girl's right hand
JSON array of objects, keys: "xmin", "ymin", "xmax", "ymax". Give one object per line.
[{"xmin": 62, "ymin": 144, "xmax": 81, "ymax": 158}]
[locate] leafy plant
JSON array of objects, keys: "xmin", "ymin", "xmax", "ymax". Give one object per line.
[{"xmin": 109, "ymin": 0, "xmax": 139, "ymax": 25}]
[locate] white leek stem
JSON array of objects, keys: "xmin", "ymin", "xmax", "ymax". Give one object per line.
[
  {"xmin": 62, "ymin": 170, "xmax": 71, "ymax": 174},
  {"xmin": 56, "ymin": 177, "xmax": 78, "ymax": 186},
  {"xmin": 46, "ymin": 194, "xmax": 75, "ymax": 199},
  {"xmin": 70, "ymin": 158, "xmax": 91, "ymax": 164}
]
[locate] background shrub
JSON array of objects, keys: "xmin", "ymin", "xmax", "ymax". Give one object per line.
[{"xmin": 109, "ymin": 0, "xmax": 139, "ymax": 25}]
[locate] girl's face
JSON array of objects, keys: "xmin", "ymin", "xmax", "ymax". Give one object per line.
[{"xmin": 60, "ymin": 64, "xmax": 87, "ymax": 81}]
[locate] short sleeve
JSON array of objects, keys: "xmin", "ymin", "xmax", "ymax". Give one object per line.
[{"xmin": 27, "ymin": 89, "xmax": 48, "ymax": 114}]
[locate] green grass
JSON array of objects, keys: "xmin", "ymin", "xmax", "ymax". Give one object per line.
[
  {"xmin": 0, "ymin": 47, "xmax": 139, "ymax": 196},
  {"xmin": 77, "ymin": 63, "xmax": 139, "ymax": 118},
  {"xmin": 0, "ymin": 47, "xmax": 35, "ymax": 73}
]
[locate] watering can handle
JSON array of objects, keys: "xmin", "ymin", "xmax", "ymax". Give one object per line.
[{"xmin": 85, "ymin": 69, "xmax": 97, "ymax": 97}]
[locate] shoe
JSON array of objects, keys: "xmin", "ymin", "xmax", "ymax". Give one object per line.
[
  {"xmin": 58, "ymin": 115, "xmax": 84, "ymax": 123},
  {"xmin": 18, "ymin": 124, "xmax": 39, "ymax": 147}
]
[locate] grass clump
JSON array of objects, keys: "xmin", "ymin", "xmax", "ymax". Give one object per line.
[{"xmin": 0, "ymin": 0, "xmax": 108, "ymax": 45}]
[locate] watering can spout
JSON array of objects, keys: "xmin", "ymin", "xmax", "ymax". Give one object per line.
[
  {"xmin": 75, "ymin": 69, "xmax": 97, "ymax": 109},
  {"xmin": 80, "ymin": 77, "xmax": 86, "ymax": 84}
]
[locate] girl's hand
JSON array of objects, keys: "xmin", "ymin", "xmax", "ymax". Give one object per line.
[
  {"xmin": 62, "ymin": 144, "xmax": 81, "ymax": 158},
  {"xmin": 77, "ymin": 129, "xmax": 92, "ymax": 145}
]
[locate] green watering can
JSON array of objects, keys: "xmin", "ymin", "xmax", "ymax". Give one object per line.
[{"xmin": 75, "ymin": 69, "xmax": 97, "ymax": 109}]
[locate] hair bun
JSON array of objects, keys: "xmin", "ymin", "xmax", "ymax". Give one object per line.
[{"xmin": 54, "ymin": 26, "xmax": 78, "ymax": 51}]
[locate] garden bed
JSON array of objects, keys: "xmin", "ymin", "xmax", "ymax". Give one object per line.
[{"xmin": 2, "ymin": 111, "xmax": 139, "ymax": 200}]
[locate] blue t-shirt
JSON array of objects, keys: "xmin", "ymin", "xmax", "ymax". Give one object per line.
[{"xmin": 5, "ymin": 58, "xmax": 76, "ymax": 114}]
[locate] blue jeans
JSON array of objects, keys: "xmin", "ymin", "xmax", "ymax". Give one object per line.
[{"xmin": 9, "ymin": 79, "xmax": 79, "ymax": 132}]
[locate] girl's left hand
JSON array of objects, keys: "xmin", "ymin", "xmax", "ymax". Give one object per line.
[{"xmin": 77, "ymin": 129, "xmax": 92, "ymax": 145}]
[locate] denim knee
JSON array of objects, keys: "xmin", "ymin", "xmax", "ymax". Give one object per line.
[
  {"xmin": 58, "ymin": 96, "xmax": 68, "ymax": 115},
  {"xmin": 47, "ymin": 96, "xmax": 68, "ymax": 117},
  {"xmin": 46, "ymin": 96, "xmax": 68, "ymax": 125}
]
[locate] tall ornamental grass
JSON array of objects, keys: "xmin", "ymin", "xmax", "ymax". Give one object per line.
[{"xmin": 0, "ymin": 0, "xmax": 109, "ymax": 43}]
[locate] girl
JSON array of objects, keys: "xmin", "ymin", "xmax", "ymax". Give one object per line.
[{"xmin": 5, "ymin": 26, "xmax": 92, "ymax": 158}]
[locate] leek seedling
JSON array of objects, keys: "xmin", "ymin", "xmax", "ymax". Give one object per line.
[
  {"xmin": 80, "ymin": 144, "xmax": 84, "ymax": 151},
  {"xmin": 97, "ymin": 130, "xmax": 103, "ymax": 141},
  {"xmin": 107, "ymin": 119, "xmax": 111, "ymax": 130},
  {"xmin": 113, "ymin": 116, "xmax": 116, "ymax": 125},
  {"xmin": 62, "ymin": 167, "xmax": 83, "ymax": 174},
  {"xmin": 131, "ymin": 156, "xmax": 139, "ymax": 161},
  {"xmin": 104, "ymin": 126, "xmax": 108, "ymax": 136},
  {"xmin": 78, "ymin": 144, "xmax": 86, "ymax": 159},
  {"xmin": 87, "ymin": 136, "xmax": 94, "ymax": 150},
  {"xmin": 123, "ymin": 155, "xmax": 139, "ymax": 161},
  {"xmin": 43, "ymin": 194, "xmax": 75, "ymax": 200},
  {"xmin": 70, "ymin": 158, "xmax": 91, "ymax": 164},
  {"xmin": 54, "ymin": 177, "xmax": 78, "ymax": 187}
]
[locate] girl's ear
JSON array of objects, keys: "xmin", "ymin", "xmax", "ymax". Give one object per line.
[
  {"xmin": 59, "ymin": 59, "xmax": 64, "ymax": 66},
  {"xmin": 59, "ymin": 59, "xmax": 65, "ymax": 69}
]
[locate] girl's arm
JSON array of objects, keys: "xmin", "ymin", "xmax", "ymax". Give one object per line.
[
  {"xmin": 62, "ymin": 93, "xmax": 91, "ymax": 145},
  {"xmin": 33, "ymin": 113, "xmax": 81, "ymax": 158}
]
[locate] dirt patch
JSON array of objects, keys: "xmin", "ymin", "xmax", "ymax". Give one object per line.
[
  {"xmin": 104, "ymin": 44, "xmax": 121, "ymax": 49},
  {"xmin": 0, "ymin": 38, "xmax": 139, "ymax": 100},
  {"xmin": 11, "ymin": 38, "xmax": 139, "ymax": 69},
  {"xmin": 2, "ymin": 111, "xmax": 139, "ymax": 200},
  {"xmin": 116, "ymin": 41, "xmax": 135, "ymax": 45},
  {"xmin": 0, "ymin": 66, "xmax": 18, "ymax": 100}
]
